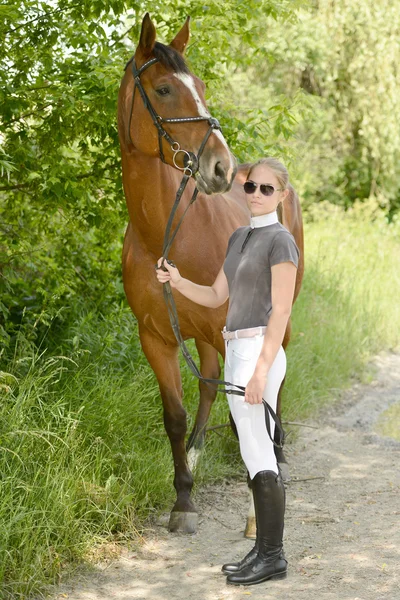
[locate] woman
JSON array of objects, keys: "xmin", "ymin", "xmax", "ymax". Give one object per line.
[{"xmin": 156, "ymin": 157, "xmax": 299, "ymax": 586}]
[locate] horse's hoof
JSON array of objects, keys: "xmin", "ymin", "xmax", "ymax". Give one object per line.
[
  {"xmin": 168, "ymin": 511, "xmax": 198, "ymax": 534},
  {"xmin": 279, "ymin": 462, "xmax": 291, "ymax": 483},
  {"xmin": 244, "ymin": 516, "xmax": 257, "ymax": 539}
]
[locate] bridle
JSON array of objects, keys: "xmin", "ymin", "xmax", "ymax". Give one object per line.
[
  {"xmin": 127, "ymin": 56, "xmax": 221, "ymax": 177},
  {"xmin": 125, "ymin": 55, "xmax": 285, "ymax": 449}
]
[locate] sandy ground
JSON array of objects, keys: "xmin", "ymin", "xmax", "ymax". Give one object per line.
[{"xmin": 54, "ymin": 352, "xmax": 400, "ymax": 600}]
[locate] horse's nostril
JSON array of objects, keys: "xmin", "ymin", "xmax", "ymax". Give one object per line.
[{"xmin": 214, "ymin": 161, "xmax": 226, "ymax": 180}]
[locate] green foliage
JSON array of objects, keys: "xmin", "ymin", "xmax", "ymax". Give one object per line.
[
  {"xmin": 0, "ymin": 309, "xmax": 240, "ymax": 598},
  {"xmin": 0, "ymin": 0, "xmax": 301, "ymax": 344},
  {"xmin": 241, "ymin": 0, "xmax": 400, "ymax": 217},
  {"xmin": 285, "ymin": 203, "xmax": 400, "ymax": 418}
]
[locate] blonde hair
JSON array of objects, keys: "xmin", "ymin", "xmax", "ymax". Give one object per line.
[{"xmin": 247, "ymin": 157, "xmax": 289, "ymax": 190}]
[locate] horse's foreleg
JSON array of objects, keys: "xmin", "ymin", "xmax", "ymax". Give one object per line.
[
  {"xmin": 139, "ymin": 327, "xmax": 197, "ymax": 534},
  {"xmin": 186, "ymin": 339, "xmax": 221, "ymax": 471}
]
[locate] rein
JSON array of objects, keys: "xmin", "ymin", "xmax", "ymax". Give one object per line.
[{"xmin": 127, "ymin": 56, "xmax": 285, "ymax": 449}]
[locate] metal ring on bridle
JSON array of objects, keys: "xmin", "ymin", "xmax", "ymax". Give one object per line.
[{"xmin": 172, "ymin": 144, "xmax": 193, "ymax": 176}]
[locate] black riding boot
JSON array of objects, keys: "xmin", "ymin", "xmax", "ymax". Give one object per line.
[
  {"xmin": 221, "ymin": 485, "xmax": 258, "ymax": 575},
  {"xmin": 226, "ymin": 470, "xmax": 287, "ymax": 585}
]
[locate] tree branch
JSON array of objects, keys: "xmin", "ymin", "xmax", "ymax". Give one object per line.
[
  {"xmin": 0, "ymin": 183, "xmax": 31, "ymax": 192},
  {"xmin": 110, "ymin": 24, "xmax": 136, "ymax": 48},
  {"xmin": 282, "ymin": 421, "xmax": 318, "ymax": 429},
  {"xmin": 206, "ymin": 423, "xmax": 230, "ymax": 432},
  {"xmin": 25, "ymin": 83, "xmax": 56, "ymax": 92},
  {"xmin": 4, "ymin": 103, "xmax": 55, "ymax": 126},
  {"xmin": 5, "ymin": 4, "xmax": 82, "ymax": 35}
]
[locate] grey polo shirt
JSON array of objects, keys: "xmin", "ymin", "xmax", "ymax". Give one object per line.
[{"xmin": 223, "ymin": 223, "xmax": 299, "ymax": 331}]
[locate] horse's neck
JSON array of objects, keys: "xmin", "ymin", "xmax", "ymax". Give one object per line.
[{"xmin": 123, "ymin": 150, "xmax": 194, "ymax": 246}]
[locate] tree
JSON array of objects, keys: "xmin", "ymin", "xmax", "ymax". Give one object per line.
[
  {"xmin": 240, "ymin": 0, "xmax": 400, "ymax": 217},
  {"xmin": 0, "ymin": 0, "xmax": 301, "ymax": 345}
]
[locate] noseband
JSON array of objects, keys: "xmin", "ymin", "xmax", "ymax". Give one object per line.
[
  {"xmin": 128, "ymin": 57, "xmax": 221, "ymax": 177},
  {"xmin": 125, "ymin": 55, "xmax": 285, "ymax": 449}
]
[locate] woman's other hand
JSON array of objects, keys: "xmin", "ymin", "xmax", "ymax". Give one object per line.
[
  {"xmin": 155, "ymin": 258, "xmax": 182, "ymax": 289},
  {"xmin": 245, "ymin": 372, "xmax": 267, "ymax": 404}
]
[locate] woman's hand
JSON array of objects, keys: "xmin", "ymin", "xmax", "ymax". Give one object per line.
[
  {"xmin": 155, "ymin": 257, "xmax": 182, "ymax": 289},
  {"xmin": 245, "ymin": 372, "xmax": 267, "ymax": 405}
]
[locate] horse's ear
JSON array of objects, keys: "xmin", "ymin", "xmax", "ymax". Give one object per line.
[
  {"xmin": 169, "ymin": 16, "xmax": 190, "ymax": 54},
  {"xmin": 138, "ymin": 13, "xmax": 156, "ymax": 58}
]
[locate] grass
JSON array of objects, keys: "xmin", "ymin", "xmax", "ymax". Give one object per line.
[
  {"xmin": 283, "ymin": 202, "xmax": 400, "ymax": 419},
  {"xmin": 376, "ymin": 403, "xmax": 400, "ymax": 441},
  {"xmin": 1, "ymin": 204, "xmax": 399, "ymax": 597},
  {"xmin": 0, "ymin": 314, "xmax": 240, "ymax": 599}
]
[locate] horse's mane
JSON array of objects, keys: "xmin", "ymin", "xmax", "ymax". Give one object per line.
[
  {"xmin": 153, "ymin": 42, "xmax": 190, "ymax": 73},
  {"xmin": 125, "ymin": 42, "xmax": 190, "ymax": 74}
]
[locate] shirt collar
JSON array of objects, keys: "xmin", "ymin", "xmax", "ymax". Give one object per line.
[{"xmin": 250, "ymin": 210, "xmax": 279, "ymax": 228}]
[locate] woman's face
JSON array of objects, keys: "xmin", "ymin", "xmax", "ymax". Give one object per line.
[{"xmin": 245, "ymin": 165, "xmax": 287, "ymax": 217}]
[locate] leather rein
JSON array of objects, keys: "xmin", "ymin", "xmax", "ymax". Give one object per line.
[{"xmin": 126, "ymin": 56, "xmax": 285, "ymax": 449}]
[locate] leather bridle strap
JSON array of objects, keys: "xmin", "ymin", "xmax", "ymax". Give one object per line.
[
  {"xmin": 128, "ymin": 57, "xmax": 220, "ymax": 170},
  {"xmin": 125, "ymin": 55, "xmax": 285, "ymax": 449}
]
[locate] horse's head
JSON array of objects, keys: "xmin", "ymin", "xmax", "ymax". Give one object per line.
[{"xmin": 124, "ymin": 13, "xmax": 237, "ymax": 194}]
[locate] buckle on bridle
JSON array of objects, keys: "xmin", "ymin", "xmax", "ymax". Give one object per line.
[{"xmin": 209, "ymin": 117, "xmax": 221, "ymax": 129}]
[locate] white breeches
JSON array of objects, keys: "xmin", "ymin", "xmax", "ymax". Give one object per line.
[{"xmin": 224, "ymin": 336, "xmax": 286, "ymax": 480}]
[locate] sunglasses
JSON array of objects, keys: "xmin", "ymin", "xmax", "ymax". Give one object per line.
[{"xmin": 243, "ymin": 181, "xmax": 283, "ymax": 197}]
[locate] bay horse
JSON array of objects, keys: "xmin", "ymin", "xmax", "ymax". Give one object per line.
[{"xmin": 118, "ymin": 13, "xmax": 304, "ymax": 535}]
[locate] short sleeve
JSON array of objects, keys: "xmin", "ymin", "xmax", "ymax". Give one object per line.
[
  {"xmin": 225, "ymin": 228, "xmax": 241, "ymax": 257},
  {"xmin": 269, "ymin": 231, "xmax": 299, "ymax": 268}
]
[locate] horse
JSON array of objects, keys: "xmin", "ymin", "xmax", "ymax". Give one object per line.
[{"xmin": 118, "ymin": 13, "xmax": 304, "ymax": 535}]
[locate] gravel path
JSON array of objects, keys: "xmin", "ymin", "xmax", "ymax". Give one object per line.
[{"xmin": 54, "ymin": 352, "xmax": 400, "ymax": 600}]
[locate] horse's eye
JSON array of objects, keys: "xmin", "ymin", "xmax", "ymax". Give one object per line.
[{"xmin": 156, "ymin": 87, "xmax": 170, "ymax": 96}]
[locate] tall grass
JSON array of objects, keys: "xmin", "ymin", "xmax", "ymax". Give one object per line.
[
  {"xmin": 0, "ymin": 313, "xmax": 239, "ymax": 598},
  {"xmin": 1, "ymin": 206, "xmax": 399, "ymax": 597},
  {"xmin": 284, "ymin": 202, "xmax": 400, "ymax": 417}
]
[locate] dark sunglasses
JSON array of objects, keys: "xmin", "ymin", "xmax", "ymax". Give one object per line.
[{"xmin": 243, "ymin": 180, "xmax": 283, "ymax": 196}]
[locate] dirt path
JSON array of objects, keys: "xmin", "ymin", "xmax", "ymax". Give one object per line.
[{"xmin": 55, "ymin": 352, "xmax": 400, "ymax": 600}]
